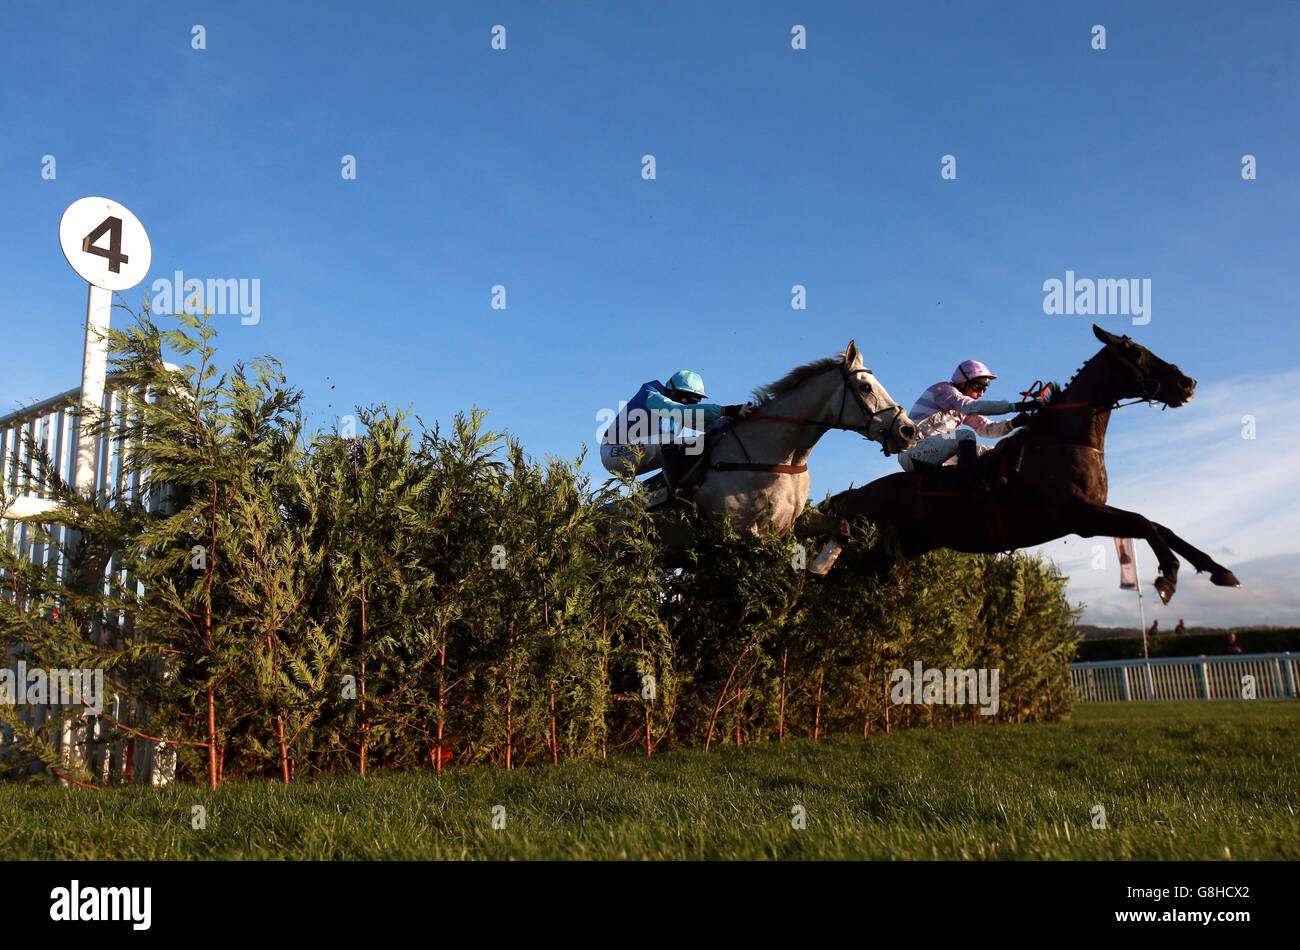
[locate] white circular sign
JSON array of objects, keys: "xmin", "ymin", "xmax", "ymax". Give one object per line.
[{"xmin": 59, "ymin": 196, "xmax": 152, "ymax": 291}]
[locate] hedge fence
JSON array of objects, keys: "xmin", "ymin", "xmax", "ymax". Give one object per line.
[{"xmin": 1, "ymin": 313, "xmax": 1080, "ymax": 787}]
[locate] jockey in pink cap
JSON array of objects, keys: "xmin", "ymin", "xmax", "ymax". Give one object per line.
[{"xmin": 898, "ymin": 359, "xmax": 1033, "ymax": 491}]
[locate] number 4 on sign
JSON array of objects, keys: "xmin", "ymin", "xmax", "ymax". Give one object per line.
[
  {"xmin": 59, "ymin": 196, "xmax": 151, "ymax": 292},
  {"xmin": 82, "ymin": 216, "xmax": 128, "ymax": 274},
  {"xmin": 57, "ymin": 197, "xmax": 153, "ymax": 505}
]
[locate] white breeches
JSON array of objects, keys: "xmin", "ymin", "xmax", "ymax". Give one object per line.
[
  {"xmin": 600, "ymin": 440, "xmax": 664, "ymax": 476},
  {"xmin": 898, "ymin": 429, "xmax": 990, "ymax": 472}
]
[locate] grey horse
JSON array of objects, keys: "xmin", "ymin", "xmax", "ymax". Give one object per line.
[{"xmin": 608, "ymin": 341, "xmax": 916, "ymax": 556}]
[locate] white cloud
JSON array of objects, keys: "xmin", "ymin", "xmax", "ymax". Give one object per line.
[{"xmin": 1060, "ymin": 553, "xmax": 1300, "ymax": 629}]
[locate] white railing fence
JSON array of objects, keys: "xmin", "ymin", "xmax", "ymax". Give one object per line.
[
  {"xmin": 1, "ymin": 376, "xmax": 175, "ymax": 785},
  {"xmin": 1071, "ymin": 652, "xmax": 1299, "ymax": 702}
]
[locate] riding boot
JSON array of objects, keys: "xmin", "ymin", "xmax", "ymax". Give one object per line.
[
  {"xmin": 660, "ymin": 444, "xmax": 691, "ymax": 504},
  {"xmin": 957, "ymin": 438, "xmax": 982, "ymax": 497}
]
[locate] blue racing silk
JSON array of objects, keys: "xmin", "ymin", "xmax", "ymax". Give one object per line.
[{"xmin": 602, "ymin": 380, "xmax": 725, "ymax": 445}]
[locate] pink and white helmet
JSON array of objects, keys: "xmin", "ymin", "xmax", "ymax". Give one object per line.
[{"xmin": 952, "ymin": 360, "xmax": 997, "ymax": 385}]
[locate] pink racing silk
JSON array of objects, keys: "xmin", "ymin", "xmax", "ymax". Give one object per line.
[{"xmin": 908, "ymin": 382, "xmax": 1016, "ymax": 441}]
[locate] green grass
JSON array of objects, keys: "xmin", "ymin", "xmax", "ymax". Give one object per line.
[{"xmin": 2, "ymin": 701, "xmax": 1296, "ymax": 860}]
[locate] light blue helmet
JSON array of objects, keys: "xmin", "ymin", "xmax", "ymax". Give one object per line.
[{"xmin": 667, "ymin": 370, "xmax": 708, "ymax": 399}]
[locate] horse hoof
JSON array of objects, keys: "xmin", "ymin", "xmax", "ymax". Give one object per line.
[
  {"xmin": 1211, "ymin": 570, "xmax": 1241, "ymax": 588},
  {"xmin": 1154, "ymin": 578, "xmax": 1175, "ymax": 605},
  {"xmin": 809, "ymin": 541, "xmax": 842, "ymax": 576}
]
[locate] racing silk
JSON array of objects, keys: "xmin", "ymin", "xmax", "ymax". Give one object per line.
[
  {"xmin": 601, "ymin": 380, "xmax": 725, "ymax": 445},
  {"xmin": 909, "ymin": 382, "xmax": 1016, "ymax": 441}
]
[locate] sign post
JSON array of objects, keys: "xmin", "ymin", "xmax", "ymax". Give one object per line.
[
  {"xmin": 58, "ymin": 197, "xmax": 152, "ymax": 500},
  {"xmin": 1114, "ymin": 537, "xmax": 1154, "ymax": 699}
]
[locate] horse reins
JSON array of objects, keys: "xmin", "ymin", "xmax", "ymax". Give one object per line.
[
  {"xmin": 1020, "ymin": 345, "xmax": 1164, "ymax": 418},
  {"xmin": 749, "ymin": 365, "xmax": 902, "ymax": 436},
  {"xmin": 705, "ymin": 365, "xmax": 903, "ymax": 477}
]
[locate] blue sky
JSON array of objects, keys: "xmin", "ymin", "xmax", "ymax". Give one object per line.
[{"xmin": 2, "ymin": 1, "xmax": 1296, "ymax": 626}]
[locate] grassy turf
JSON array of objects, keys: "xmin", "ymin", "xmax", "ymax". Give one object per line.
[{"xmin": 1, "ymin": 701, "xmax": 1296, "ymax": 860}]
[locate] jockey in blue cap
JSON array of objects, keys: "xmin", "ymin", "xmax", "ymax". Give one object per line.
[
  {"xmin": 600, "ymin": 370, "xmax": 752, "ymax": 499},
  {"xmin": 898, "ymin": 360, "xmax": 1033, "ymax": 492}
]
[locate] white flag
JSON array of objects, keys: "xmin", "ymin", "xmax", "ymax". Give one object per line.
[{"xmin": 1114, "ymin": 538, "xmax": 1138, "ymax": 590}]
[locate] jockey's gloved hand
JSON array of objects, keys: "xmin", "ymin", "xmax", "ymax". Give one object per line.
[
  {"xmin": 1008, "ymin": 413, "xmax": 1031, "ymax": 429},
  {"xmin": 1012, "ymin": 401, "xmax": 1039, "ymax": 412},
  {"xmin": 723, "ymin": 403, "xmax": 753, "ymax": 418}
]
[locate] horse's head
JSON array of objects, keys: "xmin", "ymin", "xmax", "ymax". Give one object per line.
[
  {"xmin": 1092, "ymin": 325, "xmax": 1196, "ymax": 407},
  {"xmin": 839, "ymin": 340, "xmax": 917, "ymax": 454}
]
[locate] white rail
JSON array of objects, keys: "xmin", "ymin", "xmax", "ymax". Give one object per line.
[
  {"xmin": 1070, "ymin": 652, "xmax": 1299, "ymax": 702},
  {"xmin": 1, "ymin": 376, "xmax": 175, "ymax": 785}
]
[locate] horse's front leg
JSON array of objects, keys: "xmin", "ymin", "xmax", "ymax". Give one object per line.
[
  {"xmin": 795, "ymin": 510, "xmax": 851, "ymax": 543},
  {"xmin": 1070, "ymin": 502, "xmax": 1183, "ymax": 604},
  {"xmin": 1152, "ymin": 523, "xmax": 1241, "ymax": 589}
]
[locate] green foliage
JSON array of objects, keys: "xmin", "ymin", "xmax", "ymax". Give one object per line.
[{"xmin": 1, "ymin": 311, "xmax": 1079, "ymax": 786}]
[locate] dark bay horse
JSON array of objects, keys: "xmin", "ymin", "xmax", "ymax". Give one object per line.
[{"xmin": 813, "ymin": 325, "xmax": 1240, "ymax": 605}]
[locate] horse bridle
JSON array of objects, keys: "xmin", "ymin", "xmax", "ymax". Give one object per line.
[
  {"xmin": 707, "ymin": 364, "xmax": 905, "ymax": 477},
  {"xmin": 1027, "ymin": 344, "xmax": 1164, "ymax": 419},
  {"xmin": 1104, "ymin": 343, "xmax": 1162, "ymax": 401},
  {"xmin": 749, "ymin": 364, "xmax": 903, "ymax": 438},
  {"xmin": 838, "ymin": 365, "xmax": 907, "ymax": 437}
]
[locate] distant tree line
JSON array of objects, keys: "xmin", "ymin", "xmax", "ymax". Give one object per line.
[
  {"xmin": 1074, "ymin": 628, "xmax": 1299, "ymax": 662},
  {"xmin": 1, "ymin": 313, "xmax": 1079, "ymax": 787}
]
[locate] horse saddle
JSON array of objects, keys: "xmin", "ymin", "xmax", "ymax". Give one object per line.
[
  {"xmin": 640, "ymin": 448, "xmax": 710, "ymax": 512},
  {"xmin": 911, "ymin": 459, "xmax": 970, "ymax": 496},
  {"xmin": 638, "ymin": 471, "xmax": 675, "ymax": 509},
  {"xmin": 638, "ymin": 421, "xmax": 741, "ymax": 512},
  {"xmin": 913, "ymin": 443, "xmax": 1022, "ymax": 498}
]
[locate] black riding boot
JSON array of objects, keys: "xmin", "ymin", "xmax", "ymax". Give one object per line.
[
  {"xmin": 957, "ymin": 438, "xmax": 981, "ymax": 496},
  {"xmin": 660, "ymin": 443, "xmax": 686, "ymax": 499}
]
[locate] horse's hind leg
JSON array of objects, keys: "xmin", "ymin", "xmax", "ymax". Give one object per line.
[
  {"xmin": 1151, "ymin": 523, "xmax": 1241, "ymax": 588},
  {"xmin": 1071, "ymin": 503, "xmax": 1183, "ymax": 604}
]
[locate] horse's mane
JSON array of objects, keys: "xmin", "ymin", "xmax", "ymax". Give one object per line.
[
  {"xmin": 1061, "ymin": 364, "xmax": 1089, "ymax": 394},
  {"xmin": 1059, "ymin": 343, "xmax": 1112, "ymax": 396},
  {"xmin": 750, "ymin": 355, "xmax": 843, "ymax": 408}
]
